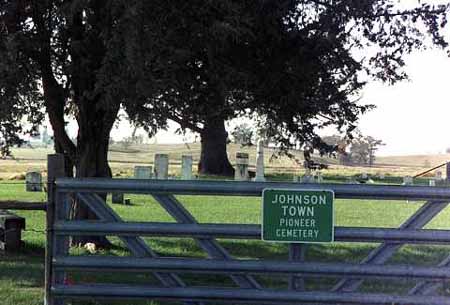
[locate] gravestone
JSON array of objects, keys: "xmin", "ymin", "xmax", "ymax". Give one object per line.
[
  {"xmin": 235, "ymin": 152, "xmax": 249, "ymax": 181},
  {"xmin": 429, "ymin": 179, "xmax": 436, "ymax": 187},
  {"xmin": 26, "ymin": 172, "xmax": 42, "ymax": 192},
  {"xmin": 181, "ymin": 155, "xmax": 193, "ymax": 180},
  {"xmin": 154, "ymin": 154, "xmax": 169, "ymax": 179},
  {"xmin": 301, "ymin": 175, "xmax": 315, "ymax": 183},
  {"xmin": 134, "ymin": 166, "xmax": 152, "ymax": 179},
  {"xmin": 112, "ymin": 193, "xmax": 124, "ymax": 204},
  {"xmin": 361, "ymin": 172, "xmax": 368, "ymax": 180},
  {"xmin": 254, "ymin": 140, "xmax": 266, "ymax": 182},
  {"xmin": 402, "ymin": 176, "xmax": 414, "ymax": 185},
  {"xmin": 378, "ymin": 173, "xmax": 385, "ymax": 180},
  {"xmin": 436, "ymin": 171, "xmax": 443, "ymax": 181}
]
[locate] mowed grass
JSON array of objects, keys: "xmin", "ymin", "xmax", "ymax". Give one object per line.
[{"xmin": 2, "ymin": 181, "xmax": 450, "ymax": 304}]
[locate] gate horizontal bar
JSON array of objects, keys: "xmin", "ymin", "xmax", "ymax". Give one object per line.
[
  {"xmin": 53, "ymin": 256, "xmax": 450, "ymax": 280},
  {"xmin": 54, "ymin": 221, "xmax": 450, "ymax": 244},
  {"xmin": 51, "ymin": 284, "xmax": 450, "ymax": 305},
  {"xmin": 55, "ymin": 178, "xmax": 450, "ymax": 201}
]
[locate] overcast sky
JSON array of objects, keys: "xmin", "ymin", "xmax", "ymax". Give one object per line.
[{"xmin": 358, "ymin": 47, "xmax": 450, "ymax": 156}]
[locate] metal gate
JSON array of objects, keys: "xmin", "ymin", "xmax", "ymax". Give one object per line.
[{"xmin": 45, "ymin": 178, "xmax": 450, "ymax": 305}]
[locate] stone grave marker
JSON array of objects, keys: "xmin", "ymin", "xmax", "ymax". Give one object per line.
[
  {"xmin": 112, "ymin": 193, "xmax": 124, "ymax": 204},
  {"xmin": 134, "ymin": 166, "xmax": 152, "ymax": 179},
  {"xmin": 154, "ymin": 154, "xmax": 169, "ymax": 179},
  {"xmin": 181, "ymin": 155, "xmax": 193, "ymax": 180},
  {"xmin": 402, "ymin": 176, "xmax": 414, "ymax": 185},
  {"xmin": 235, "ymin": 152, "xmax": 249, "ymax": 181},
  {"xmin": 26, "ymin": 172, "xmax": 42, "ymax": 192}
]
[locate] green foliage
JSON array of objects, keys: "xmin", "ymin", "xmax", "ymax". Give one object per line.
[
  {"xmin": 231, "ymin": 123, "xmax": 254, "ymax": 146},
  {"xmin": 349, "ymin": 134, "xmax": 385, "ymax": 166}
]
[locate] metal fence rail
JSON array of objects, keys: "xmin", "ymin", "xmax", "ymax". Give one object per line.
[
  {"xmin": 46, "ymin": 178, "xmax": 450, "ymax": 305},
  {"xmin": 56, "ymin": 178, "xmax": 450, "ymax": 200},
  {"xmin": 54, "ymin": 221, "xmax": 450, "ymax": 244}
]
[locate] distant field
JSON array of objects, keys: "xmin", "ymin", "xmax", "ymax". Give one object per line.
[{"xmin": 0, "ymin": 144, "xmax": 448, "ymax": 179}]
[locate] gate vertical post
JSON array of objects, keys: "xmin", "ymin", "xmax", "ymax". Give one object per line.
[
  {"xmin": 289, "ymin": 243, "xmax": 306, "ymax": 291},
  {"xmin": 45, "ymin": 154, "xmax": 66, "ymax": 305}
]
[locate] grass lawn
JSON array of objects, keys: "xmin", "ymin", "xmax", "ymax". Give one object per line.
[{"xmin": 2, "ymin": 179, "xmax": 450, "ymax": 304}]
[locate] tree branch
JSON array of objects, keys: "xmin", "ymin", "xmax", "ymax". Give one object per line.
[{"xmin": 168, "ymin": 113, "xmax": 203, "ymax": 133}]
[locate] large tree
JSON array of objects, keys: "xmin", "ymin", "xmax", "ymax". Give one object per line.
[
  {"xmin": 124, "ymin": 1, "xmax": 260, "ymax": 176},
  {"xmin": 0, "ymin": 1, "xmax": 166, "ymax": 244},
  {"xmin": 126, "ymin": 0, "xmax": 449, "ymax": 176}
]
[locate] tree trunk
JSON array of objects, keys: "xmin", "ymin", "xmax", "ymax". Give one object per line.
[
  {"xmin": 70, "ymin": 103, "xmax": 119, "ymax": 247},
  {"xmin": 198, "ymin": 117, "xmax": 234, "ymax": 177}
]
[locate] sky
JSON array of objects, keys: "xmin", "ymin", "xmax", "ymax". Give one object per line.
[{"xmin": 357, "ymin": 48, "xmax": 450, "ymax": 156}]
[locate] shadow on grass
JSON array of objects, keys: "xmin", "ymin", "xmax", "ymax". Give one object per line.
[{"xmin": 0, "ymin": 254, "xmax": 43, "ymax": 289}]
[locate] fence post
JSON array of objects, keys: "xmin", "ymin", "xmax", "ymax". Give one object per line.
[
  {"xmin": 45, "ymin": 154, "xmax": 66, "ymax": 305},
  {"xmin": 289, "ymin": 243, "xmax": 306, "ymax": 291}
]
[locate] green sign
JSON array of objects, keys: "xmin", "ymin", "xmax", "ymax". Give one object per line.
[{"xmin": 262, "ymin": 189, "xmax": 334, "ymax": 243}]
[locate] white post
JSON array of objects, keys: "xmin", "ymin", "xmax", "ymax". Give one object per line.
[
  {"xmin": 134, "ymin": 166, "xmax": 152, "ymax": 179},
  {"xmin": 254, "ymin": 140, "xmax": 265, "ymax": 182},
  {"xmin": 154, "ymin": 154, "xmax": 169, "ymax": 179},
  {"xmin": 235, "ymin": 152, "xmax": 249, "ymax": 181},
  {"xmin": 181, "ymin": 155, "xmax": 193, "ymax": 180}
]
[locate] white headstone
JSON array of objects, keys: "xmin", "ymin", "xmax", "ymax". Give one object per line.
[
  {"xmin": 254, "ymin": 140, "xmax": 265, "ymax": 182},
  {"xmin": 134, "ymin": 166, "xmax": 152, "ymax": 179},
  {"xmin": 181, "ymin": 155, "xmax": 193, "ymax": 180},
  {"xmin": 378, "ymin": 173, "xmax": 385, "ymax": 180},
  {"xmin": 301, "ymin": 175, "xmax": 315, "ymax": 183},
  {"xmin": 429, "ymin": 179, "xmax": 436, "ymax": 187},
  {"xmin": 235, "ymin": 152, "xmax": 249, "ymax": 181},
  {"xmin": 26, "ymin": 172, "xmax": 42, "ymax": 192},
  {"xmin": 361, "ymin": 172, "xmax": 368, "ymax": 179},
  {"xmin": 154, "ymin": 154, "xmax": 169, "ymax": 179},
  {"xmin": 403, "ymin": 176, "xmax": 414, "ymax": 185}
]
